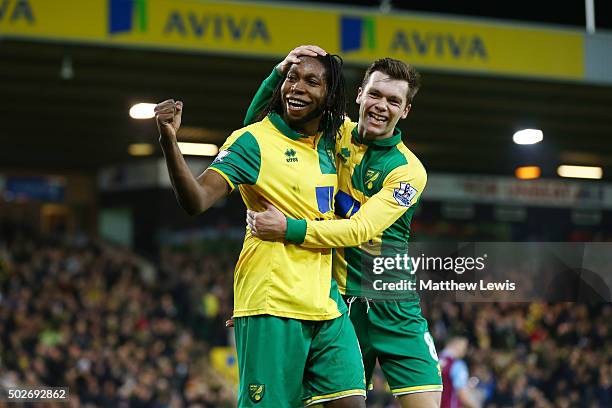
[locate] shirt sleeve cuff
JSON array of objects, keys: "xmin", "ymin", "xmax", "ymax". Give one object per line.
[
  {"xmin": 273, "ymin": 64, "xmax": 284, "ymax": 78},
  {"xmin": 285, "ymin": 217, "xmax": 307, "ymax": 244},
  {"xmin": 259, "ymin": 67, "xmax": 283, "ymax": 92}
]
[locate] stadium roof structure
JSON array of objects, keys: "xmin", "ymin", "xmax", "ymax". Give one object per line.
[
  {"xmin": 3, "ymin": 39, "xmax": 611, "ymax": 179},
  {"xmin": 1, "ymin": 0, "xmax": 612, "ymax": 179}
]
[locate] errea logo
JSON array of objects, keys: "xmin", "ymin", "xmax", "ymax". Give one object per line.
[{"xmin": 285, "ymin": 148, "xmax": 298, "ymax": 163}]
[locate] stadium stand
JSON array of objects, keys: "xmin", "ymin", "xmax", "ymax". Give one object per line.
[
  {"xmin": 1, "ymin": 221, "xmax": 609, "ymax": 407},
  {"xmin": 2, "ymin": 1, "xmax": 611, "ymax": 407}
]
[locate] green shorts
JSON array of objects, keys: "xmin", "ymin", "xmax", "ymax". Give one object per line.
[
  {"xmin": 234, "ymin": 313, "xmax": 366, "ymax": 407},
  {"xmin": 345, "ymin": 297, "xmax": 443, "ymax": 396}
]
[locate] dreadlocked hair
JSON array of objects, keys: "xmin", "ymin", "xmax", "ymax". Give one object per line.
[{"xmin": 258, "ymin": 54, "xmax": 346, "ymax": 143}]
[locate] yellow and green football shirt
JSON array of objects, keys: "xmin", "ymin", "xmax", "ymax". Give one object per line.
[
  {"xmin": 285, "ymin": 121, "xmax": 427, "ymax": 299},
  {"xmin": 208, "ymin": 112, "xmax": 346, "ymax": 320},
  {"xmin": 244, "ymin": 68, "xmax": 427, "ymax": 300}
]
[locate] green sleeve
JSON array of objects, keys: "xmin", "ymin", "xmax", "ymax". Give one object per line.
[
  {"xmin": 243, "ymin": 66, "xmax": 284, "ymax": 126},
  {"xmin": 285, "ymin": 217, "xmax": 307, "ymax": 244},
  {"xmin": 208, "ymin": 132, "xmax": 261, "ymax": 187}
]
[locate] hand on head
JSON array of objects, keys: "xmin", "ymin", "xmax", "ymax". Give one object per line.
[{"xmin": 277, "ymin": 45, "xmax": 327, "ymax": 75}]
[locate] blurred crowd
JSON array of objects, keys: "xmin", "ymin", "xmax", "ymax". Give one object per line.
[
  {"xmin": 426, "ymin": 302, "xmax": 610, "ymax": 408},
  {"xmin": 0, "ymin": 224, "xmax": 610, "ymax": 407},
  {"xmin": 366, "ymin": 301, "xmax": 611, "ymax": 408},
  {"xmin": 0, "ymin": 226, "xmax": 235, "ymax": 407}
]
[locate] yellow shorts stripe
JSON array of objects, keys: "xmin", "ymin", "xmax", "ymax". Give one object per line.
[
  {"xmin": 207, "ymin": 167, "xmax": 235, "ymax": 191},
  {"xmin": 303, "ymin": 389, "xmax": 366, "ymax": 407},
  {"xmin": 392, "ymin": 384, "xmax": 443, "ymax": 396}
]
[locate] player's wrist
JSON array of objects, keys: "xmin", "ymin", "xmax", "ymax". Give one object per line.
[
  {"xmin": 158, "ymin": 133, "xmax": 178, "ymax": 148},
  {"xmin": 273, "ymin": 63, "xmax": 285, "ymax": 76}
]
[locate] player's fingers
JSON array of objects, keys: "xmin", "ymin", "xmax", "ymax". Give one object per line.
[
  {"xmin": 155, "ymin": 106, "xmax": 175, "ymax": 115},
  {"xmin": 293, "ymin": 49, "xmax": 317, "ymax": 58},
  {"xmin": 225, "ymin": 319, "xmax": 234, "ymax": 327},
  {"xmin": 156, "ymin": 113, "xmax": 174, "ymax": 123},
  {"xmin": 246, "ymin": 211, "xmax": 256, "ymax": 227},
  {"xmin": 155, "ymin": 105, "xmax": 176, "ymax": 116},
  {"xmin": 304, "ymin": 45, "xmax": 327, "ymax": 55},
  {"xmin": 286, "ymin": 56, "xmax": 301, "ymax": 65},
  {"xmin": 154, "ymin": 99, "xmax": 175, "ymax": 113}
]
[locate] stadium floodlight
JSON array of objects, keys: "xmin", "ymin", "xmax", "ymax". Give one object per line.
[
  {"xmin": 129, "ymin": 103, "xmax": 156, "ymax": 119},
  {"xmin": 515, "ymin": 166, "xmax": 541, "ymax": 180},
  {"xmin": 128, "ymin": 143, "xmax": 154, "ymax": 156},
  {"xmin": 178, "ymin": 142, "xmax": 219, "ymax": 156},
  {"xmin": 513, "ymin": 129, "xmax": 543, "ymax": 145},
  {"xmin": 557, "ymin": 165, "xmax": 603, "ymax": 179}
]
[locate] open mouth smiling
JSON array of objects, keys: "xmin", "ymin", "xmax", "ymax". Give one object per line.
[{"xmin": 287, "ymin": 98, "xmax": 310, "ymax": 111}]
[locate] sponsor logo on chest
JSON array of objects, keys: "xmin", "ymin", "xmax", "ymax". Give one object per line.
[{"xmin": 285, "ymin": 148, "xmax": 298, "ymax": 163}]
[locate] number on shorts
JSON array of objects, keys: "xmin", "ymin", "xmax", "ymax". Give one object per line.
[{"xmin": 424, "ymin": 332, "xmax": 439, "ymax": 361}]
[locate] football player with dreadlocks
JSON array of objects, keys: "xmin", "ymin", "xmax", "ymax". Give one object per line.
[{"xmin": 154, "ymin": 45, "xmax": 366, "ymax": 407}]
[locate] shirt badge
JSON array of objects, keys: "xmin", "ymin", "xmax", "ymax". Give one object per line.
[{"xmin": 393, "ymin": 182, "xmax": 418, "ymax": 207}]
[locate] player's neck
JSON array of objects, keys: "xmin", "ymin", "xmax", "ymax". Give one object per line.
[
  {"xmin": 299, "ymin": 120, "xmax": 320, "ymax": 136},
  {"xmin": 284, "ymin": 115, "xmax": 321, "ymax": 136},
  {"xmin": 358, "ymin": 123, "xmax": 394, "ymax": 142}
]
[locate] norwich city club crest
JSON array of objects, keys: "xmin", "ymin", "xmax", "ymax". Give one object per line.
[
  {"xmin": 249, "ymin": 384, "xmax": 265, "ymax": 403},
  {"xmin": 365, "ymin": 169, "xmax": 381, "ymax": 190}
]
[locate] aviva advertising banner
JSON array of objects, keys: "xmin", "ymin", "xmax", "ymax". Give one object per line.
[{"xmin": 0, "ymin": 0, "xmax": 584, "ymax": 80}]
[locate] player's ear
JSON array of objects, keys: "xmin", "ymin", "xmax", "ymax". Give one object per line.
[
  {"xmin": 356, "ymin": 87, "xmax": 364, "ymax": 104},
  {"xmin": 401, "ymin": 103, "xmax": 411, "ymax": 119}
]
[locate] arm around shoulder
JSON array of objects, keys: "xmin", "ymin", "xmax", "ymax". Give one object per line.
[{"xmin": 290, "ymin": 163, "xmax": 426, "ymax": 248}]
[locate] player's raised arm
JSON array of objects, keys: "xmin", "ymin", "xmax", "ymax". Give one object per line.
[
  {"xmin": 243, "ymin": 45, "xmax": 328, "ymax": 126},
  {"xmin": 155, "ymin": 99, "xmax": 230, "ymax": 215},
  {"xmin": 248, "ymin": 164, "xmax": 426, "ymax": 248}
]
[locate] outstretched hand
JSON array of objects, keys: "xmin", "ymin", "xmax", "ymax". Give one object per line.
[
  {"xmin": 246, "ymin": 201, "xmax": 287, "ymax": 240},
  {"xmin": 276, "ymin": 45, "xmax": 327, "ymax": 75},
  {"xmin": 154, "ymin": 99, "xmax": 183, "ymax": 142}
]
